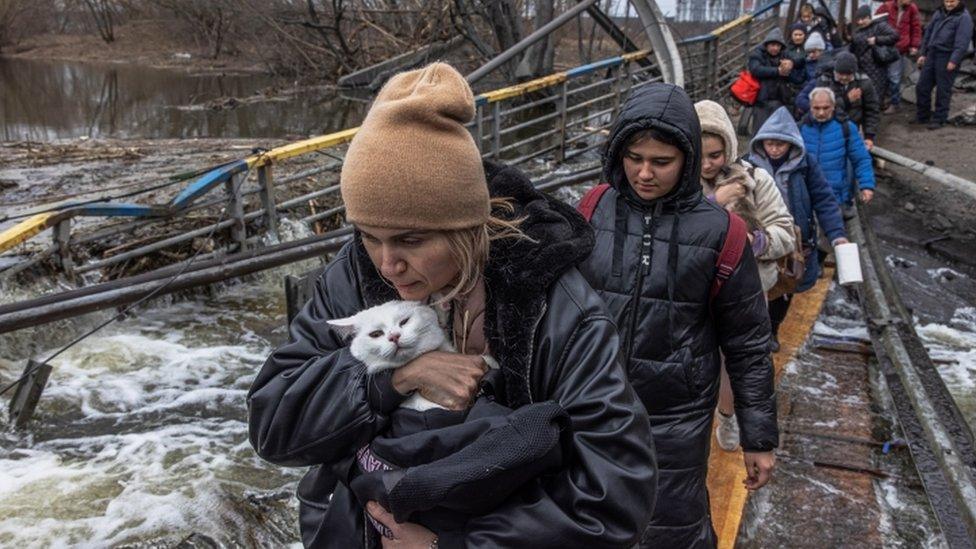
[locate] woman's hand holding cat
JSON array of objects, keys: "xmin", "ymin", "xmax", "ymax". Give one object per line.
[
  {"xmin": 391, "ymin": 351, "xmax": 488, "ymax": 410},
  {"xmin": 714, "ymin": 182, "xmax": 746, "ymax": 207}
]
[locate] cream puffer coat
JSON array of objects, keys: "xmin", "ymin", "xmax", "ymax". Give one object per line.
[{"xmin": 695, "ymin": 100, "xmax": 796, "ymax": 292}]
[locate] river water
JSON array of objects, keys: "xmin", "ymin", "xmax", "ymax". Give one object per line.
[
  {"xmin": 2, "ymin": 56, "xmax": 976, "ymax": 547},
  {"xmin": 0, "ymin": 57, "xmax": 368, "ymax": 141},
  {"xmin": 0, "ymin": 221, "xmax": 319, "ymax": 547}
]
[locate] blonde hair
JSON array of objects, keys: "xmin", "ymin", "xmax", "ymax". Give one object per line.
[{"xmin": 438, "ymin": 197, "xmax": 531, "ymax": 304}]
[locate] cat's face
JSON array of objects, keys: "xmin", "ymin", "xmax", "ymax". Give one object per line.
[{"xmin": 327, "ymin": 301, "xmax": 447, "ymax": 372}]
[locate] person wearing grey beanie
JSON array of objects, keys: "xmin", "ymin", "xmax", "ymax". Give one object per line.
[
  {"xmin": 803, "ymin": 32, "xmax": 828, "ymax": 82},
  {"xmin": 248, "ymin": 62, "xmax": 658, "ymax": 548},
  {"xmin": 805, "ymin": 31, "xmax": 826, "ymax": 52}
]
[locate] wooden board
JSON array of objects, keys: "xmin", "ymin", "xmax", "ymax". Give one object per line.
[{"xmin": 707, "ymin": 271, "xmax": 833, "ymax": 548}]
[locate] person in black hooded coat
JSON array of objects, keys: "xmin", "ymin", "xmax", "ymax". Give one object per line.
[
  {"xmin": 748, "ymin": 28, "xmax": 800, "ymax": 133},
  {"xmin": 578, "ymin": 83, "xmax": 779, "ymax": 549},
  {"xmin": 850, "ymin": 6, "xmax": 901, "ymax": 106},
  {"xmin": 248, "ymin": 62, "xmax": 657, "ymax": 549}
]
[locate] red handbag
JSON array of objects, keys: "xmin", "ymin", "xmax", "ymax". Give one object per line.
[{"xmin": 730, "ymin": 70, "xmax": 760, "ymax": 105}]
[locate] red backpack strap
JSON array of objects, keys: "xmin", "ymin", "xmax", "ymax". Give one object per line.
[
  {"xmin": 709, "ymin": 212, "xmax": 749, "ymax": 302},
  {"xmin": 576, "ymin": 183, "xmax": 611, "ymax": 222}
]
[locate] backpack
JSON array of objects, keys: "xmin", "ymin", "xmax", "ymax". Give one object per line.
[
  {"xmin": 576, "ymin": 184, "xmax": 748, "ymax": 303},
  {"xmin": 767, "ymin": 223, "xmax": 805, "ymax": 301}
]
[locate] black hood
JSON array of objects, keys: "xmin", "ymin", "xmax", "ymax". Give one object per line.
[
  {"xmin": 601, "ymin": 82, "xmax": 703, "ymax": 211},
  {"xmin": 479, "ymin": 160, "xmax": 595, "ymax": 290}
]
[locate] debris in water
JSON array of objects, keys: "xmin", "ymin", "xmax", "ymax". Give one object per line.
[
  {"xmin": 885, "ymin": 255, "xmax": 917, "ymax": 269},
  {"xmin": 927, "ymin": 267, "xmax": 966, "ymax": 282}
]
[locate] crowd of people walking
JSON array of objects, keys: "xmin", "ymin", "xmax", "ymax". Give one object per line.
[
  {"xmin": 749, "ymin": 0, "xmax": 973, "ymax": 132},
  {"xmin": 243, "ymin": 2, "xmax": 973, "ymax": 548}
]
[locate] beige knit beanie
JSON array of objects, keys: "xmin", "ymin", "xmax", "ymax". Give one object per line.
[{"xmin": 340, "ymin": 62, "xmax": 490, "ymax": 230}]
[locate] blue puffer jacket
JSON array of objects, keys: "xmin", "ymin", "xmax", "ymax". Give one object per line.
[
  {"xmin": 799, "ymin": 114, "xmax": 875, "ymax": 204},
  {"xmin": 746, "ymin": 107, "xmax": 847, "ymax": 292},
  {"xmin": 920, "ymin": 3, "xmax": 974, "ymax": 66}
]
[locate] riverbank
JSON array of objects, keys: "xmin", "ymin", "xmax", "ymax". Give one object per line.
[{"xmin": 5, "ymin": 20, "xmax": 268, "ymax": 76}]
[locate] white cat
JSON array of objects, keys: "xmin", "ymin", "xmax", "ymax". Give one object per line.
[{"xmin": 328, "ymin": 301, "xmax": 454, "ymax": 412}]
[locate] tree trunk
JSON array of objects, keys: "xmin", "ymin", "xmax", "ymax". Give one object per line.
[
  {"xmin": 482, "ymin": 0, "xmax": 522, "ymax": 81},
  {"xmin": 83, "ymin": 0, "xmax": 115, "ymax": 43},
  {"xmin": 516, "ymin": 0, "xmax": 555, "ymax": 80}
]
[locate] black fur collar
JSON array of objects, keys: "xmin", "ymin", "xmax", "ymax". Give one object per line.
[{"xmin": 351, "ymin": 160, "xmax": 594, "ymax": 407}]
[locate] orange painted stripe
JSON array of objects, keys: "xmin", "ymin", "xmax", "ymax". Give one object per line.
[{"xmin": 708, "ymin": 270, "xmax": 834, "ymax": 548}]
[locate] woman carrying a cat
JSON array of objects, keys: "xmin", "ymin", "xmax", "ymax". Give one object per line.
[
  {"xmin": 247, "ymin": 63, "xmax": 657, "ymax": 549},
  {"xmin": 693, "ymin": 100, "xmax": 796, "ymax": 452}
]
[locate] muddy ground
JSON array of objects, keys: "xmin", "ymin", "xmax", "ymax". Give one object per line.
[{"xmin": 871, "ymin": 94, "xmax": 976, "ymax": 275}]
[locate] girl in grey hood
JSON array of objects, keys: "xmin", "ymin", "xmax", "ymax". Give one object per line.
[{"xmin": 745, "ymin": 107, "xmax": 847, "ymax": 348}]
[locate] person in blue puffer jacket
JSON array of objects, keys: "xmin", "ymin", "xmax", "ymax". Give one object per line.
[
  {"xmin": 799, "ymin": 87, "xmax": 876, "ymax": 205},
  {"xmin": 745, "ymin": 105, "xmax": 848, "ymax": 348}
]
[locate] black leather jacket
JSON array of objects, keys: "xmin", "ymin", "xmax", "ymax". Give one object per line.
[
  {"xmin": 247, "ymin": 161, "xmax": 657, "ymax": 548},
  {"xmin": 579, "ymin": 83, "xmax": 778, "ymax": 548}
]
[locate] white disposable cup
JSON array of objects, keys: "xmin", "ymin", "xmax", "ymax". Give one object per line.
[{"xmin": 835, "ymin": 242, "xmax": 863, "ymax": 285}]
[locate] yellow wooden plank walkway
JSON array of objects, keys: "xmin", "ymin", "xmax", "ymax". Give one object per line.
[{"xmin": 708, "ymin": 271, "xmax": 834, "ymax": 548}]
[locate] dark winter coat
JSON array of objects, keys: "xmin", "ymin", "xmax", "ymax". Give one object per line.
[
  {"xmin": 851, "ymin": 18, "xmax": 901, "ymax": 97},
  {"xmin": 746, "ymin": 107, "xmax": 847, "ymax": 292},
  {"xmin": 875, "ymin": 0, "xmax": 923, "ymax": 54},
  {"xmin": 800, "ymin": 113, "xmax": 877, "ymax": 205},
  {"xmin": 920, "ymin": 3, "xmax": 975, "ymax": 66},
  {"xmin": 248, "ymin": 161, "xmax": 658, "ymax": 548},
  {"xmin": 578, "ymin": 83, "xmax": 779, "ymax": 548},
  {"xmin": 350, "ymin": 397, "xmax": 572, "ymax": 541},
  {"xmin": 748, "ymin": 28, "xmax": 795, "ymax": 105},
  {"xmin": 796, "ymin": 72, "xmax": 881, "ymax": 138},
  {"xmin": 814, "ymin": 6, "xmax": 845, "ymax": 47}
]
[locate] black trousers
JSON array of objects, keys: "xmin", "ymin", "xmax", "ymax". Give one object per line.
[
  {"xmin": 769, "ymin": 294, "xmax": 792, "ymax": 335},
  {"xmin": 916, "ymin": 51, "xmax": 959, "ymax": 123}
]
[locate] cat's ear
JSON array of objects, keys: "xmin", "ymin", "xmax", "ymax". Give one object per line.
[{"xmin": 327, "ymin": 316, "xmax": 359, "ymax": 339}]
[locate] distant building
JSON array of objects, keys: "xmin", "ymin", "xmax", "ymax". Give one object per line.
[{"xmin": 675, "ymin": 0, "xmax": 743, "ymax": 22}]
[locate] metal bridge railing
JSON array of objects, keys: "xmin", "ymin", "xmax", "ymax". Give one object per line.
[
  {"xmin": 678, "ymin": 0, "xmax": 784, "ymax": 102},
  {"xmin": 0, "ymin": 50, "xmax": 663, "ymax": 280}
]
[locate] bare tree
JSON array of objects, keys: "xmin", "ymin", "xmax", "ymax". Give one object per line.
[
  {"xmin": 0, "ymin": 0, "xmax": 29, "ymax": 52},
  {"xmin": 517, "ymin": 0, "xmax": 555, "ymax": 79},
  {"xmin": 0, "ymin": 0, "xmax": 58, "ymax": 52},
  {"xmin": 157, "ymin": 0, "xmax": 236, "ymax": 59},
  {"xmin": 81, "ymin": 0, "xmax": 117, "ymax": 43}
]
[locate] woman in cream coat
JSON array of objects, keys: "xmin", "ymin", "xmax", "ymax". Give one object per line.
[{"xmin": 694, "ymin": 99, "xmax": 795, "ymax": 451}]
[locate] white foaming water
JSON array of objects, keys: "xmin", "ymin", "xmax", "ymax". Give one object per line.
[
  {"xmin": 0, "ymin": 279, "xmax": 302, "ymax": 547},
  {"xmin": 916, "ymin": 307, "xmax": 976, "ymax": 428},
  {"xmin": 926, "ymin": 267, "xmax": 967, "ymax": 281}
]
